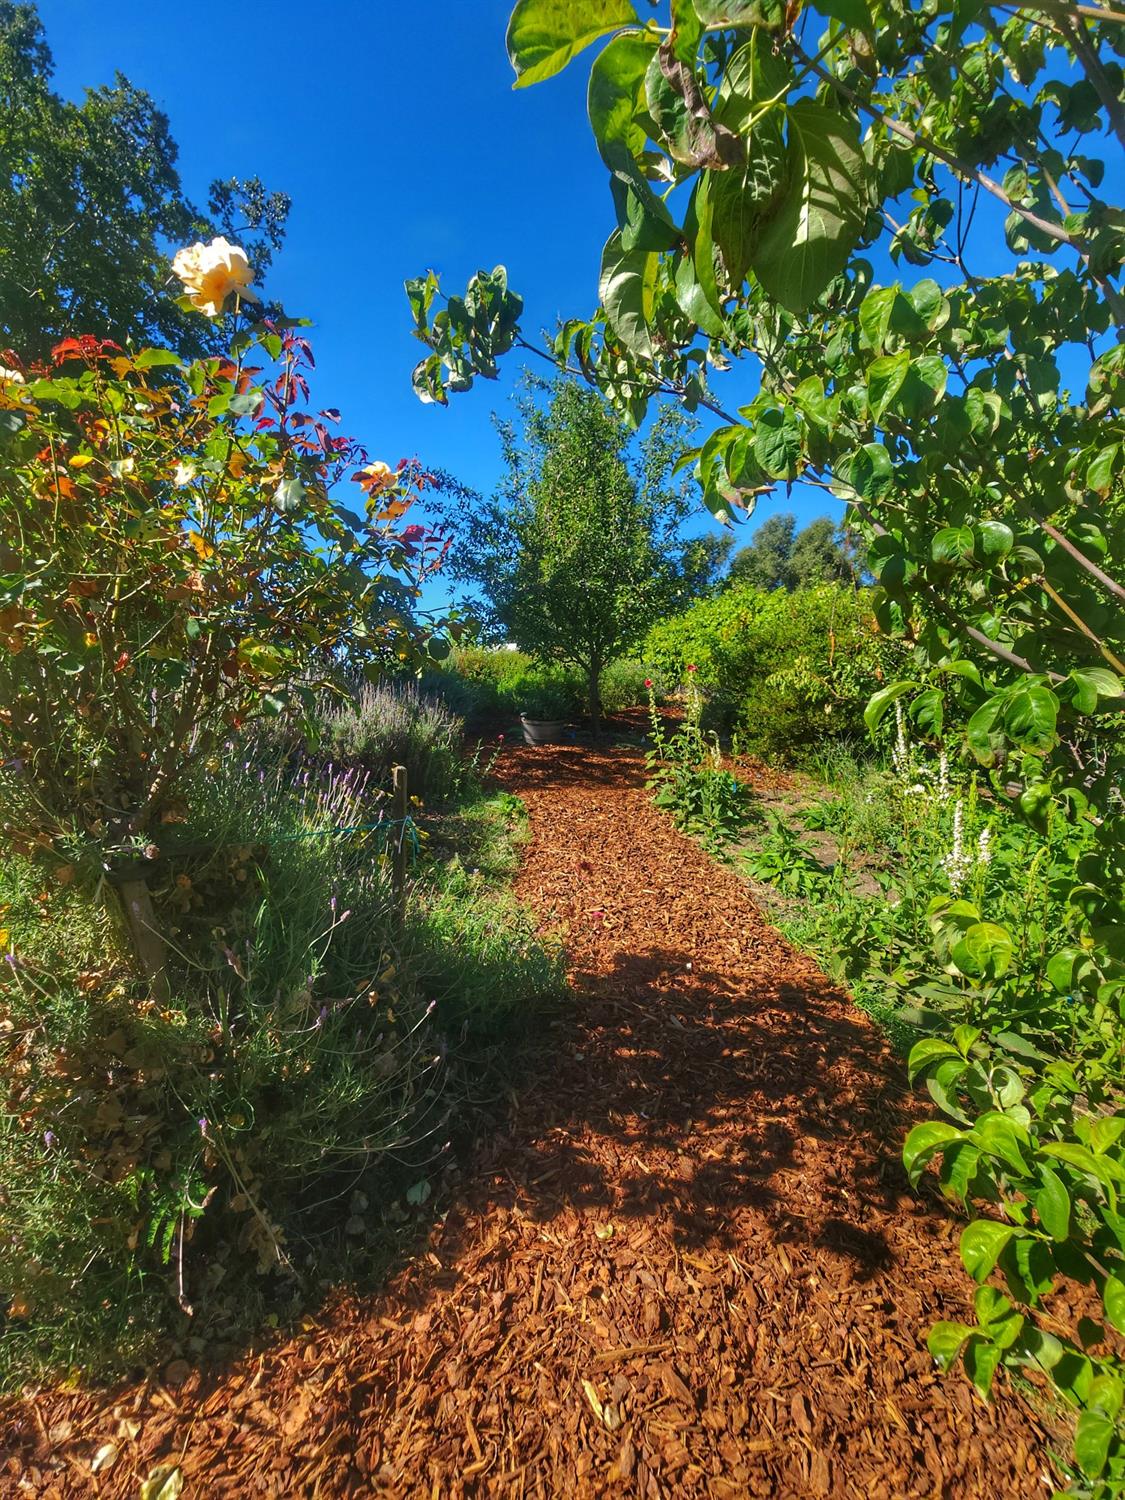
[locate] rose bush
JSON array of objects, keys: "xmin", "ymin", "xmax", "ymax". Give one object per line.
[{"xmin": 0, "ymin": 254, "xmax": 451, "ymax": 990}]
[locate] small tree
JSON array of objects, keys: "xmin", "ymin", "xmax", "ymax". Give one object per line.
[
  {"xmin": 788, "ymin": 517, "xmax": 855, "ymax": 589},
  {"xmin": 451, "ymin": 380, "xmax": 698, "ymax": 732},
  {"xmin": 728, "ymin": 513, "xmax": 797, "ymax": 589}
]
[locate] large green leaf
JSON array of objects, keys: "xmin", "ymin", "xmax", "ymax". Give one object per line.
[
  {"xmin": 751, "ymin": 100, "xmax": 868, "ymax": 313},
  {"xmin": 927, "ymin": 1320, "xmax": 972, "ymax": 1371},
  {"xmin": 1075, "ymin": 1410, "xmax": 1115, "ymax": 1479},
  {"xmin": 1004, "ymin": 685, "xmax": 1059, "ymax": 749},
  {"xmin": 753, "ymin": 405, "xmax": 802, "ymax": 478},
  {"xmin": 693, "ymin": 0, "xmax": 785, "ymax": 26},
  {"xmin": 507, "ymin": 0, "xmax": 639, "ymax": 88},
  {"xmin": 866, "ymin": 351, "xmax": 909, "ymax": 423},
  {"xmin": 960, "ymin": 1219, "xmax": 1015, "ymax": 1282},
  {"xmin": 864, "ymin": 678, "xmax": 918, "ymax": 733},
  {"xmin": 710, "ymin": 147, "xmax": 788, "ymax": 289},
  {"xmin": 951, "ymin": 921, "xmax": 1015, "ymax": 981},
  {"xmin": 708, "ymin": 34, "xmax": 790, "ymax": 286},
  {"xmin": 903, "ymin": 1120, "xmax": 963, "ymax": 1185},
  {"xmin": 969, "ymin": 1111, "xmax": 1029, "ymax": 1174},
  {"xmin": 1103, "ymin": 1273, "xmax": 1125, "ymax": 1335},
  {"xmin": 714, "ymin": 31, "xmax": 792, "ymax": 132},
  {"xmin": 589, "ymin": 31, "xmax": 676, "ymax": 254},
  {"xmin": 674, "ymin": 253, "xmax": 725, "ymax": 338},
  {"xmin": 1070, "ymin": 666, "xmax": 1123, "ymax": 713},
  {"xmin": 686, "ymin": 173, "xmax": 724, "ymax": 325},
  {"xmin": 842, "ymin": 441, "xmax": 893, "ymax": 499},
  {"xmin": 810, "ymin": 0, "xmax": 875, "ymax": 33},
  {"xmin": 599, "ymin": 230, "xmax": 658, "ymax": 360},
  {"xmin": 1034, "ymin": 1166, "xmax": 1071, "ymax": 1241},
  {"xmin": 588, "ymin": 30, "xmax": 657, "ymax": 164}
]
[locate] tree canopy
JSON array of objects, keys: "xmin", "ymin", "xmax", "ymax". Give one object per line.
[
  {"xmin": 728, "ymin": 513, "xmax": 855, "ymax": 590},
  {"xmin": 0, "ymin": 0, "xmax": 289, "ymax": 359}
]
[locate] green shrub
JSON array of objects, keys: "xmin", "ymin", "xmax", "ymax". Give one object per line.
[
  {"xmin": 645, "ymin": 679, "xmax": 753, "ymax": 853},
  {"xmin": 425, "ymin": 648, "xmax": 648, "ymax": 725},
  {"xmin": 418, "ymin": 667, "xmax": 500, "ymax": 723},
  {"xmin": 449, "ymin": 645, "xmax": 532, "ymax": 693},
  {"xmin": 0, "ymin": 741, "xmax": 557, "ymax": 1385},
  {"xmin": 644, "ymin": 581, "xmax": 892, "ymax": 760},
  {"xmin": 599, "ymin": 658, "xmax": 652, "ymax": 713},
  {"xmin": 320, "ymin": 680, "xmax": 465, "ymax": 802},
  {"xmin": 422, "ymin": 649, "xmax": 579, "ymax": 723},
  {"xmin": 508, "ymin": 672, "xmax": 582, "ymax": 721}
]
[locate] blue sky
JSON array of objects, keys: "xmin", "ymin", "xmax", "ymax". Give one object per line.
[{"xmin": 36, "ymin": 0, "xmax": 842, "ymax": 610}]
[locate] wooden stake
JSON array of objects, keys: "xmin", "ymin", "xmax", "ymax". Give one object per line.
[
  {"xmin": 117, "ymin": 874, "xmax": 171, "ymax": 1003},
  {"xmin": 392, "ymin": 764, "xmax": 409, "ymax": 924}
]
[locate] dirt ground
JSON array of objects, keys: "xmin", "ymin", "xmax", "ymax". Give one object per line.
[{"xmin": 1, "ymin": 741, "xmax": 1058, "ymax": 1497}]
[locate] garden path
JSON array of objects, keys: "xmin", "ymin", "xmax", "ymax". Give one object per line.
[{"xmin": 4, "ymin": 741, "xmax": 1056, "ymax": 1497}]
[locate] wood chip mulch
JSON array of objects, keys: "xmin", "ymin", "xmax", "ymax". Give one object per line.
[{"xmin": 2, "ymin": 741, "xmax": 1059, "ymax": 1497}]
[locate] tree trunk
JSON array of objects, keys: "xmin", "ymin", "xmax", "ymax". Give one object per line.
[
  {"xmin": 588, "ymin": 662, "xmax": 602, "ymax": 740},
  {"xmin": 117, "ymin": 875, "xmax": 170, "ymax": 1003}
]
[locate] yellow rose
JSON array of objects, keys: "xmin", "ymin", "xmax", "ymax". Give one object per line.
[
  {"xmin": 171, "ymin": 237, "xmax": 259, "ymax": 318},
  {"xmin": 360, "ymin": 460, "xmax": 397, "ymax": 492}
]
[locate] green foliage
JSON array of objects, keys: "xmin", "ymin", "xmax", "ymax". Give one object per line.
[
  {"xmin": 506, "ymin": 0, "xmax": 639, "ymax": 90},
  {"xmin": 447, "ymin": 381, "xmax": 706, "ymax": 728},
  {"xmin": 513, "ymin": 674, "xmax": 581, "ymax": 722},
  {"xmin": 0, "ymin": 730, "xmax": 560, "ymax": 1385},
  {"xmin": 0, "ymin": 750, "xmax": 418, "ymax": 1377},
  {"xmin": 727, "ymin": 513, "xmax": 797, "ymax": 591},
  {"xmin": 318, "ymin": 681, "xmax": 466, "ymax": 803},
  {"xmin": 425, "ymin": 647, "xmax": 652, "ymax": 724},
  {"xmin": 744, "ymin": 712, "xmax": 1125, "ymax": 1492},
  {"xmin": 0, "ymin": 1, "xmax": 289, "ymax": 358},
  {"xmin": 645, "ymin": 676, "xmax": 751, "ymax": 852},
  {"xmin": 645, "ymin": 580, "xmax": 887, "ymax": 758},
  {"xmin": 742, "ymin": 814, "xmax": 826, "ymax": 898},
  {"xmin": 729, "ymin": 513, "xmax": 857, "ymax": 591},
  {"xmin": 598, "ymin": 657, "xmax": 652, "ymax": 713}
]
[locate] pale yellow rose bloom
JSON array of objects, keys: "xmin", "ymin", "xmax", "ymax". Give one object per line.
[
  {"xmin": 0, "ymin": 365, "xmax": 25, "ymax": 384},
  {"xmin": 361, "ymin": 460, "xmax": 397, "ymax": 491},
  {"xmin": 172, "ymin": 237, "xmax": 259, "ymax": 318}
]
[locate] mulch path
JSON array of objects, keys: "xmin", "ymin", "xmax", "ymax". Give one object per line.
[{"xmin": 2, "ymin": 742, "xmax": 1058, "ymax": 1497}]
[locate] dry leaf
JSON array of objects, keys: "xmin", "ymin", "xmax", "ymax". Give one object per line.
[
  {"xmin": 90, "ymin": 1442, "xmax": 118, "ymax": 1474},
  {"xmin": 139, "ymin": 1465, "xmax": 183, "ymax": 1500},
  {"xmin": 580, "ymin": 1379, "xmax": 604, "ymax": 1423}
]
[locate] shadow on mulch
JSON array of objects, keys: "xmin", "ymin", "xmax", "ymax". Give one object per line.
[{"xmin": 363, "ymin": 737, "xmax": 965, "ymax": 1335}]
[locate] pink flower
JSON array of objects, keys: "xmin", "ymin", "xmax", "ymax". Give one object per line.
[
  {"xmin": 498, "ymin": 733, "xmax": 505, "ymax": 742},
  {"xmin": 644, "ymin": 678, "xmax": 653, "ymax": 688},
  {"xmin": 686, "ymin": 663, "xmax": 697, "ymax": 674}
]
